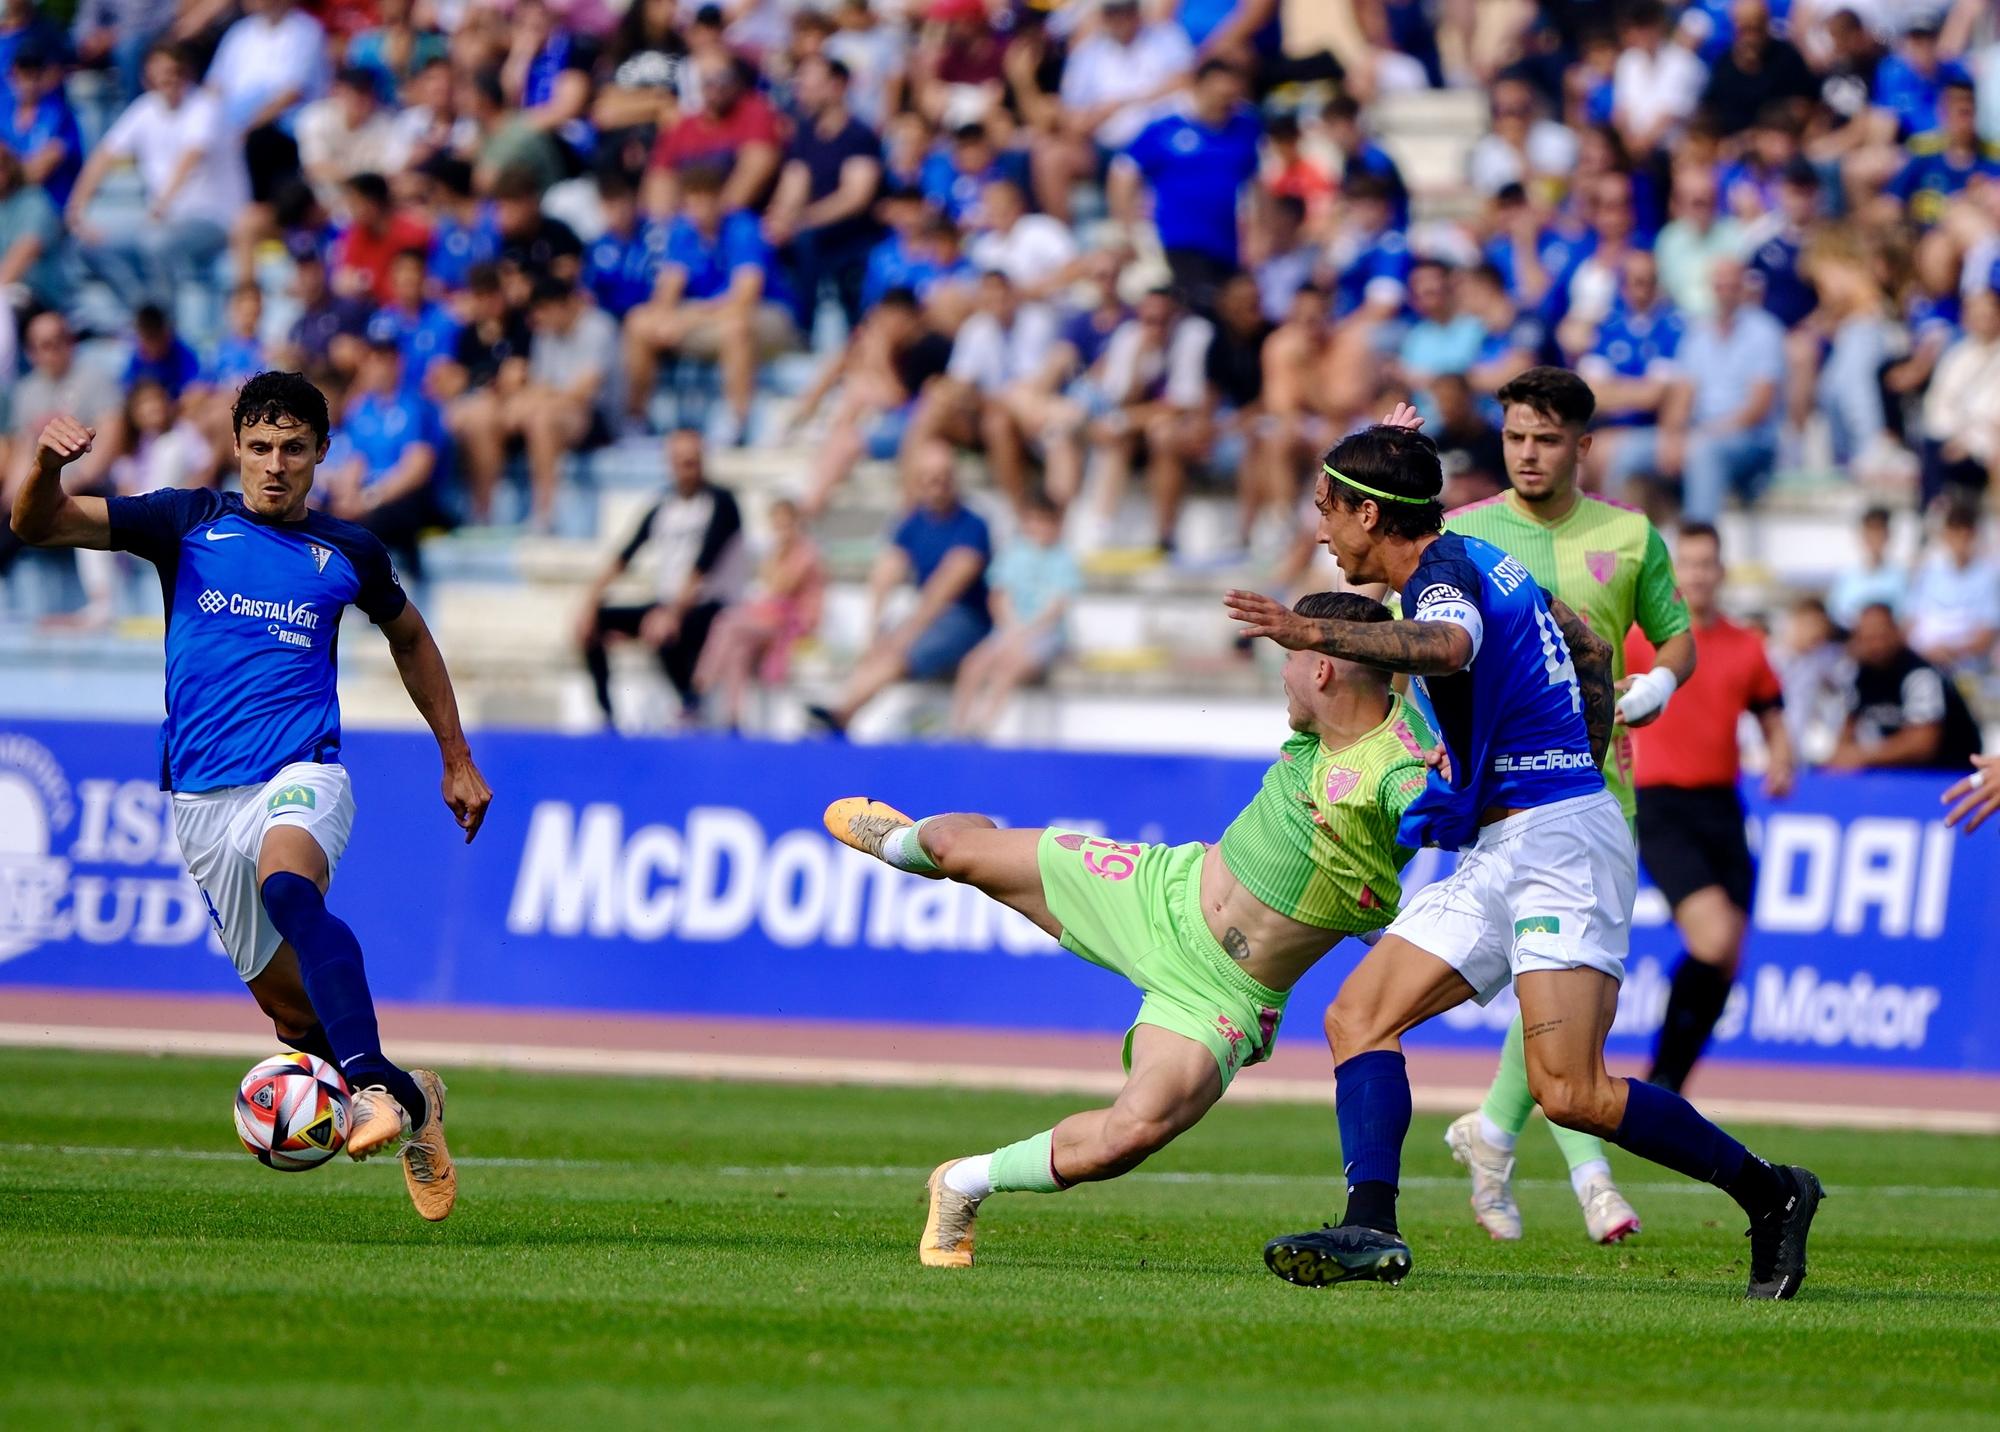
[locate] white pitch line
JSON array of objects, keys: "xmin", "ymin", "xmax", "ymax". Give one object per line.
[
  {"xmin": 2, "ymin": 1143, "xmax": 1995, "ymax": 1199},
  {"xmin": 3, "ymin": 1020, "xmax": 1996, "ymax": 1136}
]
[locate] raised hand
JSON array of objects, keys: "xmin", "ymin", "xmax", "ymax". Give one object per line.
[
  {"xmin": 1379, "ymin": 402, "xmax": 1425, "ymax": 432},
  {"xmin": 35, "ymin": 416, "xmax": 95, "ymax": 476},
  {"xmin": 1223, "ymin": 588, "xmax": 1314, "ymax": 650}
]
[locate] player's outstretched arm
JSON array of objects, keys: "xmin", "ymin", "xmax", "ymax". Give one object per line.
[
  {"xmin": 1224, "ymin": 589, "xmax": 1472, "ymax": 675},
  {"xmin": 379, "ymin": 601, "xmax": 493, "ymax": 843},
  {"xmin": 1547, "ymin": 595, "xmax": 1615, "ymax": 766},
  {"xmin": 8, "ymin": 417, "xmax": 112, "ymax": 549}
]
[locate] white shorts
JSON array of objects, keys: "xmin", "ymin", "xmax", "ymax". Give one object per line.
[
  {"xmin": 171, "ymin": 762, "xmax": 357, "ymax": 982},
  {"xmin": 1386, "ymin": 790, "xmax": 1635, "ymax": 1005}
]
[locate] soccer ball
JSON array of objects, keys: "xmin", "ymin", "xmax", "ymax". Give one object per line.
[{"xmin": 235, "ymin": 1052, "xmax": 352, "ymax": 1171}]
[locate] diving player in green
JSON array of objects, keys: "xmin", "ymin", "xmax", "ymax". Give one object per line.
[
  {"xmin": 1439, "ymin": 366, "xmax": 1697, "ymax": 1245},
  {"xmin": 823, "ymin": 592, "xmax": 1435, "ymax": 1268}
]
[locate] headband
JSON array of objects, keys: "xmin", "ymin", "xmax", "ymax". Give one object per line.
[{"xmin": 1323, "ymin": 463, "xmax": 1432, "ymax": 506}]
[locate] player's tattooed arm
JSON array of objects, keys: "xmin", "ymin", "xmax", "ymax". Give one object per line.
[
  {"xmin": 1223, "ymin": 590, "xmax": 1472, "ymax": 675},
  {"xmin": 1547, "ymin": 595, "xmax": 1615, "ymax": 766}
]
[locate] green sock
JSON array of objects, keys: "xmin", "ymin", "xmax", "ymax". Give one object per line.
[
  {"xmin": 1479, "ymin": 1012, "xmax": 1537, "ymax": 1138},
  {"xmin": 881, "ymin": 818, "xmax": 939, "ymax": 874},
  {"xmin": 987, "ymin": 1129, "xmax": 1065, "ymax": 1193},
  {"xmin": 1481, "ymin": 1011, "xmax": 1612, "ymax": 1171}
]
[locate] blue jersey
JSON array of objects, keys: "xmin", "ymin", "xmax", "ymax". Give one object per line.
[
  {"xmin": 1124, "ymin": 106, "xmax": 1263, "ymax": 266},
  {"xmin": 584, "ymin": 218, "xmax": 669, "ymax": 318},
  {"xmin": 105, "ymin": 488, "xmax": 407, "ymax": 794},
  {"xmin": 1397, "ymin": 532, "xmax": 1602, "ymax": 850}
]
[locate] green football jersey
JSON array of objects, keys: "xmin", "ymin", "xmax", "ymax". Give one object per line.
[
  {"xmin": 1218, "ymin": 694, "xmax": 1436, "ymax": 933},
  {"xmin": 1444, "ymin": 490, "xmax": 1690, "ymax": 819}
]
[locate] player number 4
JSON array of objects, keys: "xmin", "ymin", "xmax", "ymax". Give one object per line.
[{"xmin": 1534, "ymin": 608, "xmax": 1582, "ymax": 715}]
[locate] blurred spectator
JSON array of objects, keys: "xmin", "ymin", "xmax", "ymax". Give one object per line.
[
  {"xmin": 499, "ymin": 0, "xmax": 595, "ymax": 160},
  {"xmin": 1829, "ymin": 505, "xmax": 1906, "ymax": 631},
  {"xmin": 1887, "ymin": 79, "xmax": 1998, "ymax": 228},
  {"xmin": 591, "ymin": 0, "xmax": 688, "ymax": 176},
  {"xmin": 1431, "ymin": 371, "xmax": 1507, "ymax": 508},
  {"xmin": 1830, "ymin": 601, "xmax": 1983, "ymax": 771},
  {"xmin": 1654, "ymin": 166, "xmax": 1743, "ymax": 318},
  {"xmin": 331, "ymin": 172, "xmax": 432, "ymax": 306},
  {"xmin": 694, "ymin": 496, "xmax": 826, "ymax": 731},
  {"xmin": 280, "ymin": 242, "xmax": 370, "ymax": 380},
  {"xmin": 1920, "ymin": 287, "xmax": 2000, "ymax": 506},
  {"xmin": 949, "ymin": 493, "xmax": 1080, "ymax": 739},
  {"xmin": 435, "ymin": 263, "xmax": 531, "ymax": 523},
  {"xmin": 796, "ymin": 285, "xmax": 951, "ymax": 517},
  {"xmin": 1577, "ymin": 253, "xmax": 1686, "ymax": 498},
  {"xmin": 966, "ymin": 177, "xmax": 1079, "ymax": 310},
  {"xmin": 1873, "ymin": 14, "xmax": 1968, "ymax": 141},
  {"xmin": 1698, "ymin": 0, "xmax": 1815, "ymax": 137},
  {"xmin": 1263, "ymin": 113, "xmax": 1333, "ymax": 232},
  {"xmin": 72, "ymin": 0, "xmax": 174, "ymax": 105},
  {"xmin": 1552, "ymin": 169, "xmax": 1647, "ymax": 348},
  {"xmin": 824, "ymin": 0, "xmax": 904, "ymax": 130},
  {"xmin": 624, "ymin": 163, "xmax": 797, "ymax": 444},
  {"xmin": 371, "ymin": 252, "xmax": 461, "ymax": 390},
  {"xmin": 1773, "ymin": 592, "xmax": 1847, "ymax": 758},
  {"xmin": 1115, "ymin": 59, "xmax": 1261, "ymax": 307},
  {"xmin": 909, "ymin": 0, "xmax": 1008, "ymax": 131},
  {"xmin": 1054, "ymin": 0, "xmax": 1193, "ymax": 184},
  {"xmin": 0, "ymin": 145, "xmax": 62, "ymax": 315},
  {"xmin": 496, "ymin": 274, "xmax": 612, "ymax": 524},
  {"xmin": 297, "ymin": 65, "xmax": 407, "ymax": 206},
  {"xmin": 347, "ymin": 0, "xmax": 447, "ymax": 97},
  {"xmin": 1323, "ymin": 95, "xmax": 1410, "ymax": 229},
  {"xmin": 1611, "ymin": 0, "xmax": 1707, "ymax": 157},
  {"xmin": 321, "ymin": 332, "xmax": 448, "ymax": 577},
  {"xmin": 4, "ymin": 41, "xmax": 83, "ymax": 210},
  {"xmin": 1086, "ymin": 285, "xmax": 1212, "ymax": 551},
  {"xmin": 1460, "ymin": 262, "xmax": 1542, "ymax": 395},
  {"xmin": 124, "ymin": 303, "xmax": 199, "ymax": 398},
  {"xmin": 1742, "ymin": 159, "xmax": 1823, "ymax": 332},
  {"xmin": 108, "ymin": 377, "xmax": 212, "ymax": 495},
  {"xmin": 577, "ymin": 428, "xmax": 747, "ymax": 727},
  {"xmin": 582, "ymin": 168, "xmax": 668, "ymax": 321},
  {"xmin": 1397, "ymin": 258, "xmax": 1483, "ymax": 399},
  {"xmin": 418, "ymin": 156, "xmax": 501, "ymax": 296},
  {"xmin": 1677, "ymin": 256, "xmax": 1784, "ymax": 521},
  {"xmin": 806, "ymin": 440, "xmax": 992, "ymax": 737},
  {"xmin": 181, "ymin": 282, "xmax": 264, "ymax": 461},
  {"xmin": 644, "ymin": 53, "xmax": 783, "ymax": 216},
  {"xmin": 1905, "ymin": 501, "xmax": 2000, "ymax": 675},
  {"xmin": 1468, "ymin": 75, "xmax": 1579, "ymax": 196},
  {"xmin": 1252, "ymin": 281, "xmax": 1336, "ymax": 532},
  {"xmin": 1187, "ymin": 270, "xmax": 1269, "ymax": 550},
  {"xmin": 1251, "ymin": 192, "xmax": 1317, "ymax": 323},
  {"xmin": 916, "ymin": 269, "xmax": 1056, "ymax": 511},
  {"xmin": 986, "ymin": 256, "xmax": 1131, "ymax": 510},
  {"xmin": 208, "ymin": 0, "xmax": 325, "ymax": 256},
  {"xmin": 0, "ymin": 0, "xmax": 66, "ymax": 78},
  {"xmin": 920, "ymin": 120, "xmax": 1028, "ymax": 225},
  {"xmin": 1327, "ymin": 173, "xmax": 1410, "ymax": 318},
  {"xmin": 492, "ymin": 165, "xmax": 583, "ymax": 286},
  {"xmin": 1718, "ymin": 104, "xmax": 1805, "ymax": 222},
  {"xmin": 764, "ymin": 54, "xmax": 883, "ymax": 336},
  {"xmin": 7, "ymin": 312, "xmax": 121, "ymax": 493},
  {"xmin": 1808, "ymin": 235, "xmax": 1898, "ymax": 475},
  {"xmin": 67, "ymin": 42, "xmax": 246, "ymax": 319},
  {"xmin": 462, "ymin": 67, "xmax": 565, "ymax": 194}
]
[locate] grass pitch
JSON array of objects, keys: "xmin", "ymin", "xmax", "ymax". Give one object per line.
[{"xmin": 2, "ymin": 1047, "xmax": 1997, "ymax": 1431}]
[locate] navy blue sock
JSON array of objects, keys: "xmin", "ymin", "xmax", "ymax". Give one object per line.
[
  {"xmin": 1335, "ymin": 1050, "xmax": 1411, "ymax": 1234},
  {"xmin": 260, "ymin": 873, "xmax": 426, "ymax": 1128},
  {"xmin": 278, "ymin": 1023, "xmax": 338, "ymax": 1064},
  {"xmin": 1613, "ymin": 1077, "xmax": 1783, "ymax": 1217}
]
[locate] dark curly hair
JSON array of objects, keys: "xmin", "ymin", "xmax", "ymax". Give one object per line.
[
  {"xmin": 231, "ymin": 371, "xmax": 330, "ymax": 444},
  {"xmin": 1321, "ymin": 425, "xmax": 1445, "ymax": 541}
]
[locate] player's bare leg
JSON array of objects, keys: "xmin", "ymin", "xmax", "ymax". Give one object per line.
[
  {"xmin": 823, "ymin": 799, "xmax": 1059, "ymax": 936},
  {"xmin": 922, "ymin": 1026, "xmax": 1221, "ymax": 1268}
]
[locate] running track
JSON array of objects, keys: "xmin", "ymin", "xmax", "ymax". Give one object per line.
[{"xmin": 2, "ymin": 988, "xmax": 1995, "ymax": 1135}]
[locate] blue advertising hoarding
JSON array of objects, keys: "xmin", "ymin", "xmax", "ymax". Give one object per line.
[{"xmin": 0, "ymin": 718, "xmax": 1991, "ymax": 1072}]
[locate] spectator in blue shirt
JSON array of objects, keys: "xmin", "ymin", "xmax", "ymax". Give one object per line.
[
  {"xmin": 1398, "ymin": 259, "xmax": 1485, "ymax": 409},
  {"xmin": 806, "ymin": 439, "xmax": 992, "ymax": 736},
  {"xmin": 1118, "ymin": 59, "xmax": 1262, "ymax": 306},
  {"xmin": 1888, "ymin": 80, "xmax": 2000, "ymax": 228},
  {"xmin": 1677, "ymin": 256, "xmax": 1785, "ymax": 520},
  {"xmin": 1329, "ymin": 173, "xmax": 1410, "ymax": 318},
  {"xmin": 859, "ymin": 183, "xmax": 932, "ymax": 311},
  {"xmin": 919, "ymin": 121, "xmax": 1029, "ymax": 224},
  {"xmin": 2, "ymin": 42, "xmax": 80, "ymax": 207},
  {"xmin": 371, "ymin": 248, "xmax": 461, "ymax": 389},
  {"xmin": 0, "ymin": 0, "xmax": 67, "ymax": 82},
  {"xmin": 1323, "ymin": 95, "xmax": 1409, "ymax": 229},
  {"xmin": 1873, "ymin": 17, "xmax": 1970, "ymax": 139},
  {"xmin": 417, "ymin": 154, "xmax": 500, "ymax": 295},
  {"xmin": 764, "ymin": 54, "xmax": 884, "ymax": 334},
  {"xmin": 323, "ymin": 330, "xmax": 449, "ymax": 577},
  {"xmin": 622, "ymin": 162, "xmax": 800, "ymax": 442},
  {"xmin": 0, "ymin": 141, "xmax": 63, "ymax": 309},
  {"xmin": 1576, "ymin": 251, "xmax": 1688, "ymax": 494},
  {"xmin": 124, "ymin": 303, "xmax": 200, "ymax": 398},
  {"xmin": 1743, "ymin": 159, "xmax": 1821, "ymax": 330},
  {"xmin": 181, "ymin": 281, "xmax": 266, "ymax": 461},
  {"xmin": 582, "ymin": 168, "xmax": 668, "ymax": 320}
]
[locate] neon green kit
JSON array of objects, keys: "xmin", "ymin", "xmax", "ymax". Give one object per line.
[
  {"xmin": 1443, "ymin": 491, "xmax": 1690, "ymax": 820},
  {"xmin": 1036, "ymin": 695, "xmax": 1436, "ymax": 1087}
]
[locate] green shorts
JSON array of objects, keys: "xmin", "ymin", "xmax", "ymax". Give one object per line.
[{"xmin": 1037, "ymin": 829, "xmax": 1288, "ymax": 1088}]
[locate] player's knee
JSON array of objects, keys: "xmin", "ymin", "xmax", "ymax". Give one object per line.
[
  {"xmin": 1532, "ymin": 1071, "xmax": 1620, "ymax": 1137},
  {"xmin": 913, "ymin": 815, "xmax": 994, "ymax": 876},
  {"xmin": 1098, "ymin": 1107, "xmax": 1179, "ymax": 1170},
  {"xmin": 1324, "ymin": 992, "xmax": 1385, "ymax": 1061}
]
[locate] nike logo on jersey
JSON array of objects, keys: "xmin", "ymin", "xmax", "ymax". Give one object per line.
[{"xmin": 204, "ymin": 530, "xmax": 244, "ymax": 541}]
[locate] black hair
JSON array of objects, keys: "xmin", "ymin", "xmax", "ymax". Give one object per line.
[
  {"xmin": 1195, "ymin": 57, "xmax": 1242, "ymax": 83},
  {"xmin": 491, "ymin": 165, "xmax": 541, "ymax": 201},
  {"xmin": 1326, "ymin": 95, "xmax": 1362, "ymax": 123},
  {"xmin": 681, "ymin": 162, "xmax": 728, "ymax": 195},
  {"xmin": 1861, "ymin": 504, "xmax": 1892, "ymax": 528},
  {"xmin": 530, "ymin": 275, "xmax": 576, "ymax": 307},
  {"xmin": 1943, "ymin": 498, "xmax": 1982, "ymax": 531},
  {"xmin": 390, "ymin": 246, "xmax": 427, "ymax": 268},
  {"xmin": 465, "ymin": 261, "xmax": 502, "ymax": 294},
  {"xmin": 1942, "ymin": 76, "xmax": 1978, "ymax": 99},
  {"xmin": 596, "ymin": 166, "xmax": 637, "ymax": 200},
  {"xmin": 1678, "ymin": 520, "xmax": 1721, "ymax": 552},
  {"xmin": 1264, "ymin": 112, "xmax": 1301, "ymax": 141},
  {"xmin": 1272, "ymin": 192, "xmax": 1307, "ymax": 225},
  {"xmin": 1321, "ymin": 425, "xmax": 1445, "ymax": 540},
  {"xmin": 1294, "ymin": 590, "xmax": 1389, "ymax": 623},
  {"xmin": 232, "ymin": 371, "xmax": 331, "ymax": 444},
  {"xmin": 1496, "ymin": 365, "xmax": 1596, "ymax": 428},
  {"xmin": 345, "ymin": 171, "xmax": 391, "ymax": 207},
  {"xmin": 134, "ymin": 303, "xmax": 171, "ymax": 334},
  {"xmin": 1623, "ymin": 0, "xmax": 1669, "ymax": 29},
  {"xmin": 876, "ymin": 285, "xmax": 920, "ymax": 311},
  {"xmin": 1344, "ymin": 173, "xmax": 1394, "ymax": 205},
  {"xmin": 1468, "ymin": 260, "xmax": 1508, "ymax": 289},
  {"xmin": 821, "ymin": 56, "xmax": 851, "ymax": 85}
]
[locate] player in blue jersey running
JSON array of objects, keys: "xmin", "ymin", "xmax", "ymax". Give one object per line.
[
  {"xmin": 10, "ymin": 373, "xmax": 492, "ymax": 1222},
  {"xmin": 1225, "ymin": 418, "xmax": 1822, "ymax": 1300}
]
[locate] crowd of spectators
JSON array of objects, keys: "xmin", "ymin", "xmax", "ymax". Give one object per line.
[{"xmin": 2, "ymin": 0, "xmax": 2000, "ymax": 737}]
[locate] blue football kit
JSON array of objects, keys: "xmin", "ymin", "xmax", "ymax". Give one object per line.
[{"xmin": 105, "ymin": 487, "xmax": 407, "ymax": 793}]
